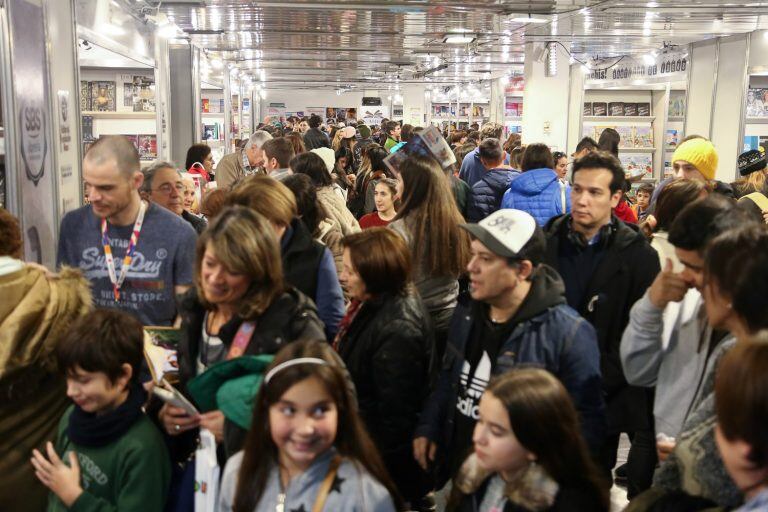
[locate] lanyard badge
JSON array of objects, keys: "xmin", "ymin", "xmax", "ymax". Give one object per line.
[{"xmin": 101, "ymin": 201, "xmax": 147, "ymax": 302}]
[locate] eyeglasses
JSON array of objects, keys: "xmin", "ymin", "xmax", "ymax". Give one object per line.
[{"xmin": 154, "ymin": 182, "xmax": 185, "ymax": 195}]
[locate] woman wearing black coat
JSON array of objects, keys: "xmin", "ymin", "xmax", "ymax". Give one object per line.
[{"xmin": 335, "ymin": 227, "xmax": 435, "ymax": 509}]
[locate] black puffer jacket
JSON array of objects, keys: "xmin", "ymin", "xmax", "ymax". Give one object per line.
[
  {"xmin": 176, "ymin": 286, "xmax": 326, "ymax": 457},
  {"xmin": 336, "ymin": 290, "xmax": 435, "ymax": 502}
]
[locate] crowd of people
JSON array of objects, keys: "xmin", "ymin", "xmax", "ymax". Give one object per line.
[{"xmin": 3, "ymin": 114, "xmax": 768, "ymax": 512}]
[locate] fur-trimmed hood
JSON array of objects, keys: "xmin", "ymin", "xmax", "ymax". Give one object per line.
[{"xmin": 453, "ymin": 453, "xmax": 559, "ymax": 511}]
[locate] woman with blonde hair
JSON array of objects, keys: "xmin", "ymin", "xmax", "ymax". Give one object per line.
[
  {"xmin": 228, "ymin": 175, "xmax": 345, "ymax": 339},
  {"xmin": 159, "ymin": 205, "xmax": 325, "ymax": 457}
]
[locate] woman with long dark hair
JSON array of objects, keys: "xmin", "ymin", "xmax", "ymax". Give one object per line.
[
  {"xmin": 448, "ymin": 369, "xmax": 609, "ymax": 511},
  {"xmin": 390, "ymin": 153, "xmax": 471, "ymax": 362}
]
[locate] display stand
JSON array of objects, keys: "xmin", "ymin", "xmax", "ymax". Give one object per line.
[
  {"xmin": 578, "ymin": 83, "xmax": 688, "ymax": 183},
  {"xmin": 504, "ymin": 77, "xmax": 525, "ymax": 136},
  {"xmin": 201, "ymin": 80, "xmax": 226, "ymax": 168},
  {"xmin": 429, "ymin": 100, "xmax": 489, "ymax": 131},
  {"xmin": 742, "ymin": 75, "xmax": 768, "ymax": 153},
  {"xmin": 78, "ymin": 41, "xmax": 159, "ymax": 162}
]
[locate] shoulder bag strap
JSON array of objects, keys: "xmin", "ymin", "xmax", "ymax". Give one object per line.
[
  {"xmin": 226, "ymin": 320, "xmax": 256, "ymax": 359},
  {"xmin": 312, "ymin": 455, "xmax": 343, "ymax": 512}
]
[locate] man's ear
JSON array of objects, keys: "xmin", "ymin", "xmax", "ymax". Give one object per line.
[
  {"xmin": 517, "ymin": 260, "xmax": 535, "ymax": 281},
  {"xmin": 610, "ymin": 189, "xmax": 623, "ymax": 209},
  {"xmin": 132, "ymin": 171, "xmax": 145, "ymax": 192}
]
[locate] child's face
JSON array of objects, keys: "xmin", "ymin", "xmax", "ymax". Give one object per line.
[
  {"xmin": 66, "ymin": 365, "xmax": 130, "ymax": 415},
  {"xmin": 637, "ymin": 191, "xmax": 650, "ymax": 209},
  {"xmin": 472, "ymin": 391, "xmax": 534, "ymax": 478},
  {"xmin": 715, "ymin": 424, "xmax": 768, "ymax": 495},
  {"xmin": 269, "ymin": 376, "xmax": 338, "ymax": 473}
]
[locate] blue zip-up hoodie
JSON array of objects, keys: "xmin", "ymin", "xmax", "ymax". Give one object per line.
[
  {"xmin": 414, "ymin": 265, "xmax": 605, "ymax": 484},
  {"xmin": 466, "ymin": 168, "xmax": 520, "ymax": 223},
  {"xmin": 501, "ymin": 168, "xmax": 571, "ymax": 227}
]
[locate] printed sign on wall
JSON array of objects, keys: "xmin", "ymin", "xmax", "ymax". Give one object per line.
[{"xmin": 9, "ymin": 0, "xmax": 56, "ymax": 266}]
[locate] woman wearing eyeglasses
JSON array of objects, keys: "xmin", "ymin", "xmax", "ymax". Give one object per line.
[{"xmin": 141, "ymin": 161, "xmax": 207, "ymax": 234}]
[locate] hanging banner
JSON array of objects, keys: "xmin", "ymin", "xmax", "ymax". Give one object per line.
[
  {"xmin": 359, "ymin": 105, "xmax": 389, "ymax": 126},
  {"xmin": 8, "ymin": 0, "xmax": 56, "ymax": 266},
  {"xmin": 585, "ymin": 51, "xmax": 689, "ymax": 86},
  {"xmin": 265, "ymin": 103, "xmax": 286, "ymax": 122}
]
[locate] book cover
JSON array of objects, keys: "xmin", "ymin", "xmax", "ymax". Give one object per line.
[
  {"xmin": 609, "ymin": 102, "xmax": 624, "ymax": 116},
  {"xmin": 620, "ymin": 153, "xmax": 653, "ymax": 179},
  {"xmin": 138, "ymin": 134, "xmax": 157, "ymax": 159},
  {"xmin": 666, "ymin": 129, "xmax": 679, "ymax": 148},
  {"xmin": 634, "ymin": 126, "xmax": 654, "ymax": 148},
  {"xmin": 615, "ymin": 126, "xmax": 633, "ymax": 146},
  {"xmin": 91, "ymin": 81, "xmax": 116, "ymax": 111},
  {"xmin": 81, "ymin": 115, "xmax": 94, "ymax": 141},
  {"xmin": 669, "ymin": 97, "xmax": 686, "ymax": 118},
  {"xmin": 637, "ymin": 103, "xmax": 651, "ymax": 116},
  {"xmin": 202, "ymin": 98, "xmax": 210, "ymax": 113},
  {"xmin": 592, "ymin": 102, "xmax": 607, "ymax": 116},
  {"xmin": 623, "ymin": 103, "xmax": 638, "ymax": 116},
  {"xmin": 80, "ymin": 81, "xmax": 92, "ymax": 111},
  {"xmin": 583, "ymin": 102, "xmax": 593, "ymax": 116},
  {"xmin": 123, "ymin": 82, "xmax": 134, "ymax": 107},
  {"xmin": 143, "ymin": 327, "xmax": 181, "ymax": 385}
]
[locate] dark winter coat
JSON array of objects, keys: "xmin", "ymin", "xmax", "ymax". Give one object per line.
[
  {"xmin": 336, "ymin": 290, "xmax": 434, "ymax": 502},
  {"xmin": 544, "ymin": 214, "xmax": 660, "ymax": 432},
  {"xmin": 415, "ymin": 266, "xmax": 605, "ymax": 485},
  {"xmin": 466, "ymin": 168, "xmax": 520, "ymax": 222},
  {"xmin": 303, "ymin": 127, "xmax": 330, "ymax": 150}
]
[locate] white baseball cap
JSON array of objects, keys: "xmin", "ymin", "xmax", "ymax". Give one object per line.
[{"xmin": 460, "ymin": 209, "xmax": 537, "ymax": 258}]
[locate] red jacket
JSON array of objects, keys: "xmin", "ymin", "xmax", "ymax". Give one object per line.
[{"xmin": 614, "ymin": 198, "xmax": 638, "ymax": 224}]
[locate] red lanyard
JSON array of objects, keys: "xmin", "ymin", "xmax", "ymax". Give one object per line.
[
  {"xmin": 101, "ymin": 201, "xmax": 147, "ymax": 302},
  {"xmin": 226, "ymin": 321, "xmax": 256, "ymax": 359}
]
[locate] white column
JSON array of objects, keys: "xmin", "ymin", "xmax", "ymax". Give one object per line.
[
  {"xmin": 489, "ymin": 77, "xmax": 504, "ymax": 125},
  {"xmin": 401, "ymin": 84, "xmax": 426, "ymax": 126},
  {"xmin": 522, "ymin": 42, "xmax": 571, "ymax": 151}
]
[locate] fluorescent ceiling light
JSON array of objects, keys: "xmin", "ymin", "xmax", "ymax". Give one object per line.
[
  {"xmin": 444, "ymin": 35, "xmax": 476, "ymax": 44},
  {"xmin": 510, "ymin": 16, "xmax": 548, "ymax": 24}
]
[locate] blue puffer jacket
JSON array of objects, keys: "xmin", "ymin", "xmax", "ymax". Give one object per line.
[
  {"xmin": 414, "ymin": 265, "xmax": 605, "ymax": 485},
  {"xmin": 501, "ymin": 168, "xmax": 571, "ymax": 227},
  {"xmin": 466, "ymin": 168, "xmax": 520, "ymax": 223}
]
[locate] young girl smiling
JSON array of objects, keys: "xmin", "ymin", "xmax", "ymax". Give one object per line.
[{"xmin": 219, "ymin": 340, "xmax": 402, "ymax": 512}]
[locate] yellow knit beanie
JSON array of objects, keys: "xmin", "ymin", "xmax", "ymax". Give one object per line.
[{"xmin": 671, "ymin": 138, "xmax": 718, "ymax": 181}]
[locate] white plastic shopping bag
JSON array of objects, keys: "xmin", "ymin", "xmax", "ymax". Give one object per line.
[{"xmin": 194, "ymin": 429, "xmax": 220, "ymax": 512}]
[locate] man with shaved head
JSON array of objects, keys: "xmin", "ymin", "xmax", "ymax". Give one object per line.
[{"xmin": 57, "ymin": 135, "xmax": 196, "ymax": 326}]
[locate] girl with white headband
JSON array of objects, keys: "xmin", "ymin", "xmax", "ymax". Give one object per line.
[{"xmin": 218, "ymin": 339, "xmax": 402, "ymax": 512}]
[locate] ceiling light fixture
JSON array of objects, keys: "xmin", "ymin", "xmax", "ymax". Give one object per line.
[
  {"xmin": 444, "ymin": 34, "xmax": 476, "ymax": 44},
  {"xmin": 510, "ymin": 14, "xmax": 548, "ymax": 24}
]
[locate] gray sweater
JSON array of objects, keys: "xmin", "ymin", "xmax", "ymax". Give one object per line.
[
  {"xmin": 218, "ymin": 449, "xmax": 396, "ymax": 512},
  {"xmin": 620, "ymin": 290, "xmax": 713, "ymax": 437}
]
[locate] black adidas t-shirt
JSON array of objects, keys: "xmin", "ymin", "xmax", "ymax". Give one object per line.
[{"xmin": 450, "ymin": 306, "xmax": 515, "ymax": 474}]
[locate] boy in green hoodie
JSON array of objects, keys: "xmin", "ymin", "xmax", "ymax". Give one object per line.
[{"xmin": 31, "ymin": 309, "xmax": 170, "ymax": 512}]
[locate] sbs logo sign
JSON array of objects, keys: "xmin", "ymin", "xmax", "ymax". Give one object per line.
[{"xmin": 19, "ymin": 99, "xmax": 47, "ymax": 186}]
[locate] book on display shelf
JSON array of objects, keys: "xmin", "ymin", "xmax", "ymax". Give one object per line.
[
  {"xmin": 637, "ymin": 103, "xmax": 651, "ymax": 116},
  {"xmin": 138, "ymin": 135, "xmax": 157, "ymax": 160},
  {"xmin": 583, "ymin": 102, "xmax": 593, "ymax": 116},
  {"xmin": 623, "ymin": 103, "xmax": 638, "ymax": 116},
  {"xmin": 668, "ymin": 97, "xmax": 686, "ymax": 118},
  {"xmin": 592, "ymin": 102, "xmax": 607, "ymax": 116},
  {"xmin": 666, "ymin": 129, "xmax": 679, "ymax": 148},
  {"xmin": 90, "ymin": 81, "xmax": 116, "ymax": 112},
  {"xmin": 80, "ymin": 81, "xmax": 92, "ymax": 111},
  {"xmin": 608, "ymin": 102, "xmax": 624, "ymax": 116}
]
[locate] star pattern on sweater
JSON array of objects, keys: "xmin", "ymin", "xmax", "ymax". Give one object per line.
[{"xmin": 330, "ymin": 475, "xmax": 345, "ymax": 494}]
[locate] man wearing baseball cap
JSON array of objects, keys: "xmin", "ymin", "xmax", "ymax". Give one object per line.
[{"xmin": 413, "ymin": 209, "xmax": 605, "ymax": 487}]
